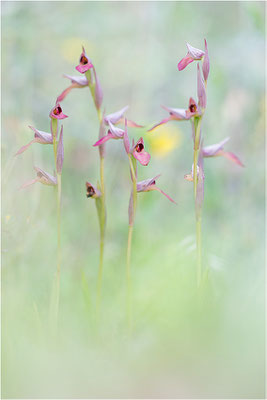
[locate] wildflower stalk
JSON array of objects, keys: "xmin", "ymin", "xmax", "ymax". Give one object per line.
[
  {"xmin": 126, "ymin": 155, "xmax": 137, "ymax": 330},
  {"xmin": 193, "ymin": 115, "xmax": 203, "ymax": 287},
  {"xmin": 51, "ymin": 118, "xmax": 61, "ymax": 327},
  {"xmin": 85, "ymin": 70, "xmax": 106, "ymax": 312}
]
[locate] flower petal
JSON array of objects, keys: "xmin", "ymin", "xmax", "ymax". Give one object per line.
[
  {"xmin": 64, "ymin": 74, "xmax": 88, "ymax": 86},
  {"xmin": 219, "ymin": 151, "xmax": 244, "ymax": 167},
  {"xmin": 104, "ymin": 106, "xmax": 129, "ymax": 125},
  {"xmin": 107, "ymin": 121, "xmax": 125, "ymax": 138},
  {"xmin": 202, "ymin": 137, "xmax": 230, "ymax": 157},
  {"xmin": 147, "ymin": 116, "xmax": 172, "ymax": 132},
  {"xmin": 186, "ymin": 43, "xmax": 205, "ymax": 59},
  {"xmin": 19, "ymin": 178, "xmax": 39, "ymax": 190},
  {"xmin": 152, "ymin": 186, "xmax": 177, "ymax": 204},
  {"xmin": 133, "ymin": 150, "xmax": 151, "ymax": 166},
  {"xmin": 137, "ymin": 175, "xmax": 161, "ymax": 192},
  {"xmin": 127, "ymin": 119, "xmax": 144, "ymax": 128},
  {"xmin": 93, "ymin": 132, "xmax": 116, "ymax": 147},
  {"xmin": 29, "ymin": 126, "xmax": 53, "ymax": 143},
  {"xmin": 57, "ymin": 83, "xmax": 81, "ymax": 102},
  {"xmin": 178, "ymin": 54, "xmax": 194, "ymax": 71},
  {"xmin": 15, "ymin": 139, "xmax": 37, "ymax": 156},
  {"xmin": 162, "ymin": 105, "xmax": 188, "ymax": 120},
  {"xmin": 34, "ymin": 167, "xmax": 57, "ymax": 186}
]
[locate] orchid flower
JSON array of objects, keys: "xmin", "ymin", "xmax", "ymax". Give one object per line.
[
  {"xmin": 130, "ymin": 137, "xmax": 151, "ymax": 166},
  {"xmin": 75, "ymin": 46, "xmax": 94, "ymax": 74},
  {"xmin": 137, "ymin": 175, "xmax": 176, "ymax": 203},
  {"xmin": 85, "ymin": 182, "xmax": 101, "ymax": 199},
  {"xmin": 20, "ymin": 167, "xmax": 57, "ymax": 189},
  {"xmin": 178, "ymin": 42, "xmax": 205, "ymax": 71},
  {"xmin": 202, "ymin": 137, "xmax": 244, "ymax": 167},
  {"xmin": 57, "ymin": 47, "xmax": 103, "ymax": 110},
  {"xmin": 15, "ymin": 126, "xmax": 53, "ymax": 156},
  {"xmin": 49, "ymin": 102, "xmax": 68, "ymax": 120},
  {"xmin": 148, "ymin": 97, "xmax": 200, "ymax": 132}
]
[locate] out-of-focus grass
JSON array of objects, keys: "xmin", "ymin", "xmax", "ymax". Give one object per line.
[{"xmin": 1, "ymin": 1, "xmax": 265, "ymax": 398}]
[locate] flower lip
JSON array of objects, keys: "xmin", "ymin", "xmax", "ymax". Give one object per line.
[
  {"xmin": 80, "ymin": 55, "xmax": 89, "ymax": 65},
  {"xmin": 76, "ymin": 47, "xmax": 93, "ymax": 74},
  {"xmin": 85, "ymin": 182, "xmax": 101, "ymax": 198},
  {"xmin": 189, "ymin": 103, "xmax": 197, "ymax": 113},
  {"xmin": 53, "ymin": 105, "xmax": 62, "ymax": 115},
  {"xmin": 135, "ymin": 142, "xmax": 144, "ymax": 153},
  {"xmin": 86, "ymin": 184, "xmax": 96, "ymax": 198},
  {"xmin": 49, "ymin": 102, "xmax": 68, "ymax": 119},
  {"xmin": 131, "ymin": 138, "xmax": 151, "ymax": 166}
]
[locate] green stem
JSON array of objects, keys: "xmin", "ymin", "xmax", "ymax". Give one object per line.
[
  {"xmin": 55, "ymin": 173, "xmax": 61, "ymax": 324},
  {"xmin": 126, "ymin": 155, "xmax": 137, "ymax": 330},
  {"xmin": 84, "ymin": 76, "xmax": 106, "ymax": 313},
  {"xmin": 96, "ymin": 156, "xmax": 105, "ymax": 313},
  {"xmin": 50, "ymin": 118, "xmax": 62, "ymax": 329},
  {"xmin": 126, "ymin": 224, "xmax": 133, "ymax": 330},
  {"xmin": 196, "ymin": 216, "xmax": 202, "ymax": 287},
  {"xmin": 193, "ymin": 116, "xmax": 203, "ymax": 286}
]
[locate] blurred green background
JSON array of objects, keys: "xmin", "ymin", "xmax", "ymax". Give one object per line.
[{"xmin": 2, "ymin": 1, "xmax": 265, "ymax": 398}]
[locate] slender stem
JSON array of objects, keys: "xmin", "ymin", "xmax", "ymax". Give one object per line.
[
  {"xmin": 196, "ymin": 216, "xmax": 202, "ymax": 287},
  {"xmin": 126, "ymin": 155, "xmax": 137, "ymax": 330},
  {"xmin": 193, "ymin": 116, "xmax": 203, "ymax": 286},
  {"xmin": 55, "ymin": 173, "xmax": 61, "ymax": 324},
  {"xmin": 85, "ymin": 75, "xmax": 106, "ymax": 313},
  {"xmin": 50, "ymin": 118, "xmax": 62, "ymax": 329},
  {"xmin": 96, "ymin": 156, "xmax": 105, "ymax": 313},
  {"xmin": 126, "ymin": 225, "xmax": 133, "ymax": 330}
]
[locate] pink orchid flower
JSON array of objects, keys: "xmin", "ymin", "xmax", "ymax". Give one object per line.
[
  {"xmin": 131, "ymin": 137, "xmax": 151, "ymax": 166},
  {"xmin": 15, "ymin": 125, "xmax": 53, "ymax": 156},
  {"xmin": 49, "ymin": 102, "xmax": 68, "ymax": 120},
  {"xmin": 20, "ymin": 167, "xmax": 57, "ymax": 189},
  {"xmin": 75, "ymin": 47, "xmax": 94, "ymax": 74},
  {"xmin": 202, "ymin": 137, "xmax": 244, "ymax": 167},
  {"xmin": 178, "ymin": 42, "xmax": 205, "ymax": 71},
  {"xmin": 148, "ymin": 97, "xmax": 200, "ymax": 132},
  {"xmin": 85, "ymin": 182, "xmax": 101, "ymax": 199},
  {"xmin": 137, "ymin": 175, "xmax": 176, "ymax": 203}
]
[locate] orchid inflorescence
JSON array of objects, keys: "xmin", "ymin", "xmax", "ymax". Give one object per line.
[
  {"xmin": 149, "ymin": 39, "xmax": 243, "ymax": 284},
  {"xmin": 16, "ymin": 39, "xmax": 243, "ymax": 325}
]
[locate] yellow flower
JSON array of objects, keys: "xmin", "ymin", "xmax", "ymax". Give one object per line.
[
  {"xmin": 146, "ymin": 125, "xmax": 182, "ymax": 158},
  {"xmin": 61, "ymin": 38, "xmax": 94, "ymax": 64},
  {"xmin": 5, "ymin": 215, "xmax": 11, "ymax": 223}
]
